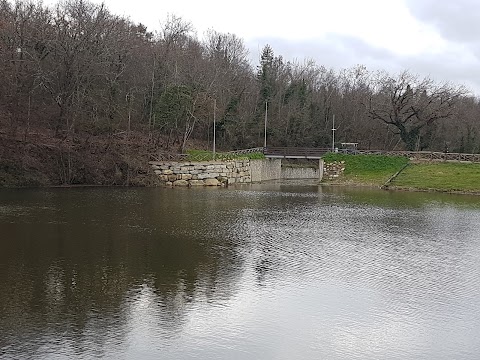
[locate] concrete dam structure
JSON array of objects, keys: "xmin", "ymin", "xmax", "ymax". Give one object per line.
[{"xmin": 149, "ymin": 159, "xmax": 324, "ymax": 186}]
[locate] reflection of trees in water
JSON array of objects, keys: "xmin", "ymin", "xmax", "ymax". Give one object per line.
[
  {"xmin": 0, "ymin": 257, "xmax": 133, "ymax": 358},
  {"xmin": 5, "ymin": 187, "xmax": 478, "ymax": 357},
  {"xmin": 0, "ymin": 188, "xmax": 246, "ymax": 358}
]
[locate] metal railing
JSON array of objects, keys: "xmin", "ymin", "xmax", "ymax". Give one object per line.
[
  {"xmin": 149, "ymin": 148, "xmax": 480, "ymax": 163},
  {"xmin": 264, "ymin": 147, "xmax": 331, "ymax": 159},
  {"xmin": 226, "ymin": 147, "xmax": 265, "ymax": 156}
]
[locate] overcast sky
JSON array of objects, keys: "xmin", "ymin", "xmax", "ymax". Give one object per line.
[{"xmin": 44, "ymin": 0, "xmax": 480, "ymax": 94}]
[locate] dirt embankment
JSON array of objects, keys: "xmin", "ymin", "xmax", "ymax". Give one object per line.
[{"xmin": 0, "ymin": 128, "xmax": 171, "ymax": 187}]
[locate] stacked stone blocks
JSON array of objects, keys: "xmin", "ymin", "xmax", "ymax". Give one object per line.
[
  {"xmin": 323, "ymin": 161, "xmax": 345, "ymax": 179},
  {"xmin": 149, "ymin": 160, "xmax": 252, "ymax": 186}
]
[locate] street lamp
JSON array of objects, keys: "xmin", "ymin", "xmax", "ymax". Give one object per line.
[
  {"xmin": 213, "ymin": 98, "xmax": 216, "ymax": 159},
  {"xmin": 264, "ymin": 100, "xmax": 268, "ymax": 148},
  {"xmin": 332, "ymin": 114, "xmax": 336, "ymax": 152}
]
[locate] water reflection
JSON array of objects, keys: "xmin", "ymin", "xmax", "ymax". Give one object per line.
[
  {"xmin": 0, "ymin": 188, "xmax": 247, "ymax": 359},
  {"xmin": 0, "ymin": 186, "xmax": 480, "ymax": 359},
  {"xmin": 228, "ymin": 186, "xmax": 480, "ymax": 359}
]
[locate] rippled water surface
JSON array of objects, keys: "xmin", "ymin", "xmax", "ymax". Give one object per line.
[{"xmin": 1, "ymin": 184, "xmax": 480, "ymax": 359}]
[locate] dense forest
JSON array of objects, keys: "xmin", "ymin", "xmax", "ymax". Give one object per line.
[{"xmin": 1, "ymin": 0, "xmax": 479, "ymax": 186}]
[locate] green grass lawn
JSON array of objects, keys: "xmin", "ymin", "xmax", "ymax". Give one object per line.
[
  {"xmin": 185, "ymin": 149, "xmax": 265, "ymax": 161},
  {"xmin": 322, "ymin": 153, "xmax": 409, "ymax": 185},
  {"xmin": 391, "ymin": 162, "xmax": 480, "ymax": 192}
]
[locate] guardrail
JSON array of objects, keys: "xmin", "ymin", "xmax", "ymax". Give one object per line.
[
  {"xmin": 226, "ymin": 147, "xmax": 265, "ymax": 156},
  {"xmin": 265, "ymin": 147, "xmax": 480, "ymax": 162},
  {"xmin": 149, "ymin": 148, "xmax": 480, "ymax": 163},
  {"xmin": 264, "ymin": 147, "xmax": 331, "ymax": 159}
]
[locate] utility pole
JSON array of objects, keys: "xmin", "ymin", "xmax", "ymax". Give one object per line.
[
  {"xmin": 332, "ymin": 114, "xmax": 336, "ymax": 152},
  {"xmin": 213, "ymin": 98, "xmax": 216, "ymax": 159},
  {"xmin": 264, "ymin": 100, "xmax": 268, "ymax": 148},
  {"xmin": 148, "ymin": 53, "xmax": 155, "ymax": 133}
]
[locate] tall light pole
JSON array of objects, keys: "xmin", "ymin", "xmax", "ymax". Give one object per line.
[
  {"xmin": 213, "ymin": 98, "xmax": 216, "ymax": 159},
  {"xmin": 332, "ymin": 114, "xmax": 336, "ymax": 152},
  {"xmin": 264, "ymin": 100, "xmax": 268, "ymax": 148}
]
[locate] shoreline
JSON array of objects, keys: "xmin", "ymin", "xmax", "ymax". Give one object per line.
[
  {"xmin": 320, "ymin": 179, "xmax": 480, "ymax": 196},
  {"xmin": 2, "ymin": 179, "xmax": 480, "ymax": 197}
]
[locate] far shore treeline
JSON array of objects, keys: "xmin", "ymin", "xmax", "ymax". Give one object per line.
[{"xmin": 1, "ymin": 0, "xmax": 480, "ymax": 186}]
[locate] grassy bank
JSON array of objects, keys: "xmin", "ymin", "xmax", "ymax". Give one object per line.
[
  {"xmin": 322, "ymin": 153, "xmax": 409, "ymax": 186},
  {"xmin": 322, "ymin": 153, "xmax": 480, "ymax": 194},
  {"xmin": 390, "ymin": 162, "xmax": 480, "ymax": 193}
]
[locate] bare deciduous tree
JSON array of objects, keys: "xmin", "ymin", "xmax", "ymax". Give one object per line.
[{"xmin": 368, "ymin": 71, "xmax": 468, "ymax": 150}]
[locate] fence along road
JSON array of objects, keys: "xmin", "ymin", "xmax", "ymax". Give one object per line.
[
  {"xmin": 262, "ymin": 147, "xmax": 480, "ymax": 163},
  {"xmin": 355, "ymin": 150, "xmax": 480, "ymax": 163},
  {"xmin": 152, "ymin": 147, "xmax": 480, "ymax": 163}
]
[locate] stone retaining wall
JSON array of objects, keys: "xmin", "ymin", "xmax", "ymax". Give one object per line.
[
  {"xmin": 149, "ymin": 160, "xmax": 252, "ymax": 186},
  {"xmin": 323, "ymin": 161, "xmax": 345, "ymax": 179}
]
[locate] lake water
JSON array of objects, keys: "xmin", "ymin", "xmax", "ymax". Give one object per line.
[{"xmin": 1, "ymin": 184, "xmax": 480, "ymax": 359}]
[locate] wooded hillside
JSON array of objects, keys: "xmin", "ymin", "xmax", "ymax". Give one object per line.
[{"xmin": 1, "ymin": 0, "xmax": 479, "ymax": 186}]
